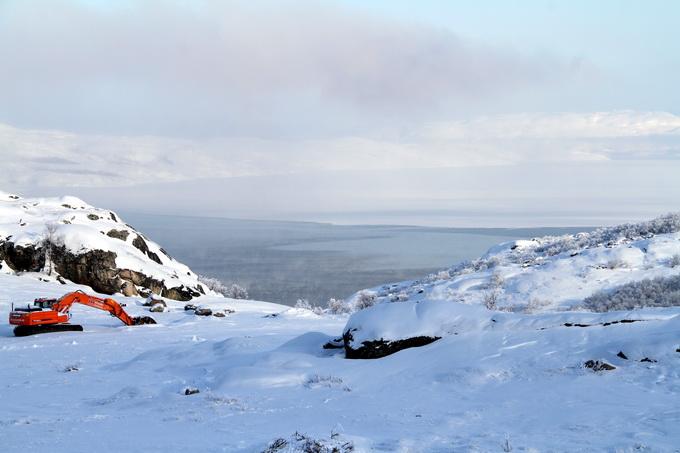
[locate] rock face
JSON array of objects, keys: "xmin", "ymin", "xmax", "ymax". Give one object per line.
[
  {"xmin": 0, "ymin": 192, "xmax": 210, "ymax": 301},
  {"xmin": 342, "ymin": 328, "xmax": 440, "ymax": 359}
]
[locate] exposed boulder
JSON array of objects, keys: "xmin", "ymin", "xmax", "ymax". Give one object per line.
[
  {"xmin": 162, "ymin": 285, "xmax": 201, "ymax": 301},
  {"xmin": 584, "ymin": 360, "xmax": 616, "ymax": 372},
  {"xmin": 194, "ymin": 307, "xmax": 213, "ymax": 316},
  {"xmin": 132, "ymin": 234, "xmax": 150, "ymax": 254},
  {"xmin": 149, "ymin": 303, "xmax": 165, "ymax": 313},
  {"xmin": 343, "ymin": 329, "xmax": 440, "ymax": 359},
  {"xmin": 106, "ymin": 229, "xmax": 129, "ymax": 241}
]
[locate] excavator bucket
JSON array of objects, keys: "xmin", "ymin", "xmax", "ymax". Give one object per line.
[{"xmin": 132, "ymin": 316, "xmax": 157, "ymax": 325}]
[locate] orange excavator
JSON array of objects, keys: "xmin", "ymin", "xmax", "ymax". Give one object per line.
[{"xmin": 9, "ymin": 290, "xmax": 156, "ymax": 337}]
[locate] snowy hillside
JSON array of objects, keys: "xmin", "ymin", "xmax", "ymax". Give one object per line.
[
  {"xmin": 2, "ymin": 214, "xmax": 680, "ymax": 451},
  {"xmin": 0, "ymin": 191, "xmax": 209, "ymax": 300},
  {"xmin": 342, "ymin": 213, "xmax": 680, "ymax": 355}
]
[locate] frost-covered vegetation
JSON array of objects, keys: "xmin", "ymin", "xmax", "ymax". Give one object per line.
[
  {"xmin": 584, "ymin": 274, "xmax": 680, "ymax": 312},
  {"xmin": 198, "ymin": 275, "xmax": 249, "ymax": 299}
]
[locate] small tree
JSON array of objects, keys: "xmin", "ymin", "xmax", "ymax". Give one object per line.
[
  {"xmin": 198, "ymin": 275, "xmax": 249, "ymax": 299},
  {"xmin": 42, "ymin": 222, "xmax": 63, "ymax": 276}
]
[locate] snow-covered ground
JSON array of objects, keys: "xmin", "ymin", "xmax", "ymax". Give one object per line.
[
  {"xmin": 2, "ymin": 212, "xmax": 680, "ymax": 451},
  {"xmin": 2, "ymin": 270, "xmax": 680, "ymax": 452}
]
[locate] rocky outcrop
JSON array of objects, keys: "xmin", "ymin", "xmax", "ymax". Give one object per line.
[
  {"xmin": 0, "ymin": 242, "xmax": 203, "ymax": 301},
  {"xmin": 342, "ymin": 328, "xmax": 440, "ymax": 359},
  {"xmin": 106, "ymin": 229, "xmax": 129, "ymax": 241},
  {"xmin": 0, "ymin": 242, "xmax": 45, "ymax": 271}
]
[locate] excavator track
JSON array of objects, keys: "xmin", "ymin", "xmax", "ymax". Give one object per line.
[{"xmin": 14, "ymin": 324, "xmax": 84, "ymax": 337}]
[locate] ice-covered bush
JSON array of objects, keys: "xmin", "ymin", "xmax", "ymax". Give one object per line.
[
  {"xmin": 583, "ymin": 274, "xmax": 680, "ymax": 312},
  {"xmin": 198, "ymin": 275, "xmax": 249, "ymax": 299},
  {"xmin": 326, "ymin": 297, "xmax": 352, "ymax": 314},
  {"xmin": 670, "ymin": 254, "xmax": 680, "ymax": 268},
  {"xmin": 294, "ymin": 299, "xmax": 324, "ymax": 315},
  {"xmin": 351, "ymin": 290, "xmax": 377, "ymax": 311}
]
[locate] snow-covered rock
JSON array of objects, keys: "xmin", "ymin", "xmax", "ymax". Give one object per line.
[
  {"xmin": 343, "ymin": 213, "xmax": 680, "ymax": 357},
  {"xmin": 0, "ymin": 191, "xmax": 209, "ymax": 300}
]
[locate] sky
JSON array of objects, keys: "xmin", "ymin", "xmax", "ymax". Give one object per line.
[{"xmin": 1, "ymin": 0, "xmax": 679, "ymax": 226}]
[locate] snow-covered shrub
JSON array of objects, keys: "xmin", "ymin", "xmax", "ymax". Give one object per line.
[
  {"xmin": 483, "ymin": 289, "xmax": 499, "ymax": 310},
  {"xmin": 583, "ymin": 274, "xmax": 680, "ymax": 312},
  {"xmin": 436, "ymin": 270, "xmax": 451, "ymax": 280},
  {"xmin": 294, "ymin": 299, "xmax": 324, "ymax": 315},
  {"xmin": 295, "ymin": 299, "xmax": 312, "ymax": 310},
  {"xmin": 352, "ymin": 290, "xmax": 377, "ymax": 311},
  {"xmin": 198, "ymin": 275, "xmax": 249, "ymax": 299},
  {"xmin": 525, "ymin": 297, "xmax": 552, "ymax": 313},
  {"xmin": 605, "ymin": 258, "xmax": 627, "ymax": 270},
  {"xmin": 670, "ymin": 254, "xmax": 680, "ymax": 268},
  {"xmin": 326, "ymin": 298, "xmax": 352, "ymax": 314},
  {"xmin": 263, "ymin": 431, "xmax": 354, "ymax": 453}
]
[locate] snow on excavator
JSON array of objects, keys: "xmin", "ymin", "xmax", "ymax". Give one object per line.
[{"xmin": 8, "ymin": 290, "xmax": 156, "ymax": 337}]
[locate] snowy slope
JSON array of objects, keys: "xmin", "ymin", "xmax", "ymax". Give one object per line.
[
  {"xmin": 3, "ymin": 214, "xmax": 680, "ymax": 451},
  {"xmin": 346, "ymin": 213, "xmax": 680, "ymax": 314},
  {"xmin": 0, "ymin": 191, "xmax": 209, "ymax": 298},
  {"xmin": 2, "ymin": 271, "xmax": 680, "ymax": 451}
]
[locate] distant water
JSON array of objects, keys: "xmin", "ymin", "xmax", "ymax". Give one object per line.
[{"xmin": 122, "ymin": 213, "xmax": 589, "ymax": 306}]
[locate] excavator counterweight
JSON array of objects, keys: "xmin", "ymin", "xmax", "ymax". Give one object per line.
[{"xmin": 9, "ymin": 291, "xmax": 156, "ymax": 336}]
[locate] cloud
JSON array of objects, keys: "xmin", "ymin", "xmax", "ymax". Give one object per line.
[
  {"xmin": 0, "ymin": 0, "xmax": 565, "ymax": 137},
  {"xmin": 1, "ymin": 111, "xmax": 679, "ymax": 188}
]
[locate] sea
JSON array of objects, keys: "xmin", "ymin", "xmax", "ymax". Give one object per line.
[{"xmin": 122, "ymin": 213, "xmax": 589, "ymax": 306}]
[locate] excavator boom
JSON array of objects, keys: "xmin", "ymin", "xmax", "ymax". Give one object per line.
[{"xmin": 9, "ymin": 290, "xmax": 155, "ymax": 336}]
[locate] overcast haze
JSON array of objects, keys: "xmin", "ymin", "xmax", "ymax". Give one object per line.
[{"xmin": 1, "ymin": 0, "xmax": 679, "ymax": 226}]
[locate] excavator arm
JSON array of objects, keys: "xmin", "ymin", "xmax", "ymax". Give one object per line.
[{"xmin": 53, "ymin": 291, "xmax": 138, "ymax": 325}]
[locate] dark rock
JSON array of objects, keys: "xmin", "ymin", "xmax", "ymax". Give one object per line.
[
  {"xmin": 109, "ymin": 212, "xmax": 118, "ymax": 222},
  {"xmin": 87, "ymin": 214, "xmax": 100, "ymax": 221},
  {"xmin": 640, "ymin": 357, "xmax": 657, "ymax": 363},
  {"xmin": 1, "ymin": 242, "xmax": 45, "ymax": 271},
  {"xmin": 194, "ymin": 307, "xmax": 213, "ymax": 316},
  {"xmin": 53, "ymin": 247, "xmax": 119, "ymax": 294},
  {"xmin": 147, "ymin": 250, "xmax": 162, "ymax": 265},
  {"xmin": 322, "ymin": 338, "xmax": 344, "ymax": 350},
  {"xmin": 106, "ymin": 229, "xmax": 129, "ymax": 241},
  {"xmin": 143, "ymin": 296, "xmax": 166, "ymax": 307},
  {"xmin": 149, "ymin": 303, "xmax": 165, "ymax": 313},
  {"xmin": 343, "ymin": 329, "xmax": 441, "ymax": 359},
  {"xmin": 162, "ymin": 285, "xmax": 201, "ymax": 301},
  {"xmin": 676, "ymin": 348, "xmax": 680, "ymax": 353},
  {"xmin": 264, "ymin": 438, "xmax": 288, "ymax": 452},
  {"xmin": 61, "ymin": 204, "xmax": 73, "ymax": 209},
  {"xmin": 184, "ymin": 387, "xmax": 200, "ymax": 396},
  {"xmin": 617, "ymin": 351, "xmax": 628, "ymax": 360},
  {"xmin": 213, "ymin": 311, "xmax": 226, "ymax": 318},
  {"xmin": 120, "ymin": 281, "xmax": 138, "ymax": 296},
  {"xmin": 56, "ymin": 275, "xmax": 67, "ymax": 285},
  {"xmin": 184, "ymin": 304, "xmax": 197, "ymax": 311},
  {"xmin": 584, "ymin": 360, "xmax": 616, "ymax": 371},
  {"xmin": 132, "ymin": 234, "xmax": 150, "ymax": 255}
]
